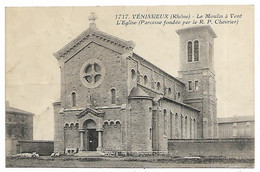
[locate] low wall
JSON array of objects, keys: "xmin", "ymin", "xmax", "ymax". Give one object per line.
[
  {"xmin": 168, "ymin": 138, "xmax": 254, "ymax": 159},
  {"xmin": 6, "ymin": 139, "xmax": 19, "ymax": 156},
  {"xmin": 18, "ymin": 140, "xmax": 54, "ymax": 156}
]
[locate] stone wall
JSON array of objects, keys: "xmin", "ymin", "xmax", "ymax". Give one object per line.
[
  {"xmin": 18, "ymin": 140, "xmax": 54, "ymax": 156},
  {"xmin": 129, "ymin": 98, "xmax": 153, "ymax": 152},
  {"xmin": 168, "ymin": 138, "xmax": 254, "ymax": 159}
]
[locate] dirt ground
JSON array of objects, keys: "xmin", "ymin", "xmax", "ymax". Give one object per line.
[{"xmin": 6, "ymin": 156, "xmax": 254, "ymax": 168}]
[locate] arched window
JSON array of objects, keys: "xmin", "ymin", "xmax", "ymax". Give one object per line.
[
  {"xmin": 175, "ymin": 113, "xmax": 179, "ymax": 138},
  {"xmin": 149, "ymin": 107, "xmax": 152, "ymax": 113},
  {"xmin": 168, "ymin": 87, "xmax": 171, "ymax": 95},
  {"xmin": 150, "ymin": 128, "xmax": 152, "ymax": 140},
  {"xmin": 181, "ymin": 115, "xmax": 184, "ymax": 138},
  {"xmin": 144, "ymin": 75, "xmax": 148, "ymax": 85},
  {"xmin": 194, "ymin": 118, "xmax": 197, "ymax": 139},
  {"xmin": 164, "ymin": 109, "xmax": 167, "ymax": 135},
  {"xmin": 187, "ymin": 41, "xmax": 192, "ymax": 62},
  {"xmin": 190, "ymin": 117, "xmax": 193, "ymax": 139},
  {"xmin": 195, "ymin": 80, "xmax": 199, "ymax": 91},
  {"xmin": 111, "ymin": 88, "xmax": 116, "ymax": 104},
  {"xmin": 64, "ymin": 123, "xmax": 69, "ymax": 130},
  {"xmin": 70, "ymin": 123, "xmax": 74, "ymax": 130},
  {"xmin": 185, "ymin": 116, "xmax": 188, "ymax": 139},
  {"xmin": 194, "ymin": 40, "xmax": 199, "ymax": 61},
  {"xmin": 178, "ymin": 92, "xmax": 181, "ymax": 99},
  {"xmin": 131, "ymin": 69, "xmax": 136, "ymax": 79},
  {"xmin": 170, "ymin": 112, "xmax": 173, "ymax": 139},
  {"xmin": 157, "ymin": 82, "xmax": 161, "ymax": 90},
  {"xmin": 188, "ymin": 81, "xmax": 192, "ymax": 91},
  {"xmin": 72, "ymin": 92, "xmax": 76, "ymax": 107}
]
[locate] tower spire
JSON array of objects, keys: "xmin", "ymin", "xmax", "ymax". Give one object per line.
[{"xmin": 88, "ymin": 12, "xmax": 97, "ymax": 28}]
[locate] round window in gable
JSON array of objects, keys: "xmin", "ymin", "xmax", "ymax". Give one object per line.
[{"xmin": 80, "ymin": 59, "xmax": 105, "ymax": 88}]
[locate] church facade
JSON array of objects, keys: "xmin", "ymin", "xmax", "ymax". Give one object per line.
[{"xmin": 53, "ymin": 15, "xmax": 218, "ymax": 155}]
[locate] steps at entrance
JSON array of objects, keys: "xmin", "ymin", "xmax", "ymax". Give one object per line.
[{"xmin": 75, "ymin": 151, "xmax": 105, "ymax": 157}]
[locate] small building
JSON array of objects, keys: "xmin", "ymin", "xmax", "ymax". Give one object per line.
[
  {"xmin": 218, "ymin": 116, "xmax": 254, "ymax": 138},
  {"xmin": 5, "ymin": 101, "xmax": 34, "ymax": 155}
]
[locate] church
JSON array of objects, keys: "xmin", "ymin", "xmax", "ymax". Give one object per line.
[{"xmin": 53, "ymin": 13, "xmax": 218, "ymax": 155}]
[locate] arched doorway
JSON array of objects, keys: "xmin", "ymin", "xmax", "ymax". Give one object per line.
[{"xmin": 83, "ymin": 119, "xmax": 98, "ymax": 151}]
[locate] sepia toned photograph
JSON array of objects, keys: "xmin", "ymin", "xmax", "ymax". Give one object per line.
[{"xmin": 5, "ymin": 5, "xmax": 254, "ymax": 168}]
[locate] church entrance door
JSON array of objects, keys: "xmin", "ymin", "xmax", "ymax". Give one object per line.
[
  {"xmin": 87, "ymin": 129, "xmax": 98, "ymax": 151},
  {"xmin": 83, "ymin": 119, "xmax": 99, "ymax": 151}
]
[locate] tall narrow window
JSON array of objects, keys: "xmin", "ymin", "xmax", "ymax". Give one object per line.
[
  {"xmin": 195, "ymin": 81, "xmax": 199, "ymax": 91},
  {"xmin": 157, "ymin": 82, "xmax": 161, "ymax": 90},
  {"xmin": 168, "ymin": 87, "xmax": 171, "ymax": 95},
  {"xmin": 111, "ymin": 88, "xmax": 116, "ymax": 104},
  {"xmin": 185, "ymin": 116, "xmax": 188, "ymax": 139},
  {"xmin": 194, "ymin": 40, "xmax": 199, "ymax": 61},
  {"xmin": 187, "ymin": 41, "xmax": 192, "ymax": 62},
  {"xmin": 170, "ymin": 112, "xmax": 173, "ymax": 139},
  {"xmin": 188, "ymin": 81, "xmax": 192, "ymax": 91},
  {"xmin": 194, "ymin": 119, "xmax": 197, "ymax": 139},
  {"xmin": 131, "ymin": 69, "xmax": 136, "ymax": 79},
  {"xmin": 72, "ymin": 92, "xmax": 76, "ymax": 107},
  {"xmin": 164, "ymin": 109, "xmax": 167, "ymax": 135},
  {"xmin": 175, "ymin": 113, "xmax": 179, "ymax": 138},
  {"xmin": 144, "ymin": 75, "xmax": 148, "ymax": 85},
  {"xmin": 150, "ymin": 128, "xmax": 152, "ymax": 140},
  {"xmin": 190, "ymin": 117, "xmax": 193, "ymax": 139},
  {"xmin": 181, "ymin": 115, "xmax": 184, "ymax": 138}
]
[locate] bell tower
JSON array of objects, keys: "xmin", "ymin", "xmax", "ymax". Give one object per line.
[{"xmin": 177, "ymin": 26, "xmax": 218, "ymax": 139}]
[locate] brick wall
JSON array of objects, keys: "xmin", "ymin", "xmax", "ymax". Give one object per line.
[
  {"xmin": 129, "ymin": 98, "xmax": 153, "ymax": 152},
  {"xmin": 18, "ymin": 140, "xmax": 54, "ymax": 156},
  {"xmin": 168, "ymin": 138, "xmax": 254, "ymax": 159},
  {"xmin": 63, "ymin": 42, "xmax": 128, "ymax": 109}
]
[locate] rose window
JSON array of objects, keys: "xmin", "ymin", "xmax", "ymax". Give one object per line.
[{"xmin": 80, "ymin": 59, "xmax": 105, "ymax": 88}]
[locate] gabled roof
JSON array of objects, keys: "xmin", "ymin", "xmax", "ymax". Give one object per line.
[
  {"xmin": 76, "ymin": 107, "xmax": 104, "ymax": 118},
  {"xmin": 6, "ymin": 106, "xmax": 34, "ymax": 116},
  {"xmin": 218, "ymin": 116, "xmax": 254, "ymax": 123},
  {"xmin": 54, "ymin": 24, "xmax": 135, "ymax": 60}
]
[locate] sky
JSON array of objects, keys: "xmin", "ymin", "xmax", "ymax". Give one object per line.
[{"xmin": 5, "ymin": 6, "xmax": 254, "ymax": 140}]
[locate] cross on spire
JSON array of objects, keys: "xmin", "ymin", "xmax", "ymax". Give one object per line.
[{"xmin": 89, "ymin": 12, "xmax": 97, "ymax": 23}]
